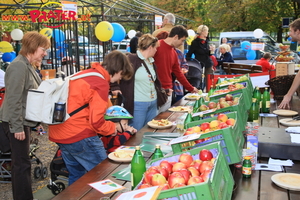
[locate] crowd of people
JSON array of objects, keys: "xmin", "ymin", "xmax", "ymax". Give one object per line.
[{"xmin": 1, "ymin": 13, "xmax": 300, "ymax": 200}]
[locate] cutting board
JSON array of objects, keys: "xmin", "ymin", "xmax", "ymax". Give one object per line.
[
  {"xmin": 273, "ymin": 109, "xmax": 298, "ymax": 116},
  {"xmin": 279, "ymin": 118, "xmax": 300, "ymax": 127}
]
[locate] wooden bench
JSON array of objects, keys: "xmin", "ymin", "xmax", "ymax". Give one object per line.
[{"xmin": 222, "ymin": 62, "xmax": 262, "ymax": 74}]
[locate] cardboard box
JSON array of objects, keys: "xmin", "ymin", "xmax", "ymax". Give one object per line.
[{"xmin": 275, "ymin": 62, "xmax": 295, "ymax": 76}]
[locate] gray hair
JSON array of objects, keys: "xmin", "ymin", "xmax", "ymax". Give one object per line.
[{"xmin": 164, "ymin": 13, "xmax": 175, "ymax": 25}]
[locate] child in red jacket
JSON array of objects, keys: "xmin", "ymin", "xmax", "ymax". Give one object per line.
[{"xmin": 101, "ymin": 106, "xmax": 137, "ymax": 153}]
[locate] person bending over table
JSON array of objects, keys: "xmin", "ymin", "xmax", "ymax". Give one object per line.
[
  {"xmin": 101, "ymin": 106, "xmax": 137, "ymax": 153},
  {"xmin": 279, "ymin": 18, "xmax": 300, "ymax": 109},
  {"xmin": 154, "ymin": 25, "xmax": 198, "ymax": 113},
  {"xmin": 48, "ymin": 51, "xmax": 133, "ymax": 185}
]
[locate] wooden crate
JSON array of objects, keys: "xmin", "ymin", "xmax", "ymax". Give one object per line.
[{"xmin": 275, "ymin": 62, "xmax": 295, "ymax": 76}]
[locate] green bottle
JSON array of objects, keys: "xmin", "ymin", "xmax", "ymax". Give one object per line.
[
  {"xmin": 242, "ymin": 156, "xmax": 252, "ymax": 178},
  {"xmin": 248, "ymin": 98, "xmax": 259, "ymax": 123},
  {"xmin": 184, "ymin": 111, "xmax": 193, "ymax": 129},
  {"xmin": 152, "ymin": 144, "xmax": 163, "ymax": 160},
  {"xmin": 208, "ymin": 85, "xmax": 215, "ymax": 96},
  {"xmin": 253, "ymin": 86, "xmax": 261, "ymax": 111},
  {"xmin": 131, "ymin": 146, "xmax": 146, "ymax": 189},
  {"xmin": 193, "ymin": 97, "xmax": 201, "ymax": 113},
  {"xmin": 261, "ymin": 87, "xmax": 270, "ymax": 113}
]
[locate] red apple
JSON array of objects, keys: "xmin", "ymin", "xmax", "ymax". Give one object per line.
[
  {"xmin": 138, "ymin": 183, "xmax": 151, "ymax": 189},
  {"xmin": 200, "ymin": 122, "xmax": 210, "ymax": 132},
  {"xmin": 178, "ymin": 169, "xmax": 191, "ymax": 184},
  {"xmin": 172, "ymin": 162, "xmax": 187, "ymax": 172},
  {"xmin": 151, "ymin": 173, "xmax": 167, "ymax": 186},
  {"xmin": 158, "ymin": 167, "xmax": 169, "ymax": 179},
  {"xmin": 187, "ymin": 176, "xmax": 204, "ymax": 185},
  {"xmin": 179, "ymin": 153, "xmax": 194, "ymax": 167},
  {"xmin": 199, "ymin": 149, "xmax": 213, "ymax": 161},
  {"xmin": 199, "ymin": 104, "xmax": 209, "ymax": 111},
  {"xmin": 147, "ymin": 166, "xmax": 160, "ymax": 173},
  {"xmin": 226, "ymin": 118, "xmax": 235, "ymax": 126},
  {"xmin": 183, "ymin": 130, "xmax": 194, "ymax": 136},
  {"xmin": 217, "ymin": 113, "xmax": 228, "ymax": 123},
  {"xmin": 219, "ymin": 122, "xmax": 229, "ymax": 129},
  {"xmin": 225, "ymin": 94, "xmax": 233, "ymax": 101},
  {"xmin": 190, "ymin": 159, "xmax": 202, "ymax": 170},
  {"xmin": 159, "ymin": 160, "xmax": 173, "ymax": 174},
  {"xmin": 208, "ymin": 101, "xmax": 217, "ymax": 109},
  {"xmin": 168, "ymin": 172, "xmax": 186, "ymax": 188},
  {"xmin": 194, "ymin": 138, "xmax": 205, "ymax": 144},
  {"xmin": 187, "ymin": 166, "xmax": 200, "ymax": 177},
  {"xmin": 200, "ymin": 169, "xmax": 212, "ymax": 182},
  {"xmin": 199, "ymin": 161, "xmax": 214, "ymax": 174},
  {"xmin": 160, "ymin": 183, "xmax": 170, "ymax": 191},
  {"xmin": 144, "ymin": 171, "xmax": 159, "ymax": 184}
]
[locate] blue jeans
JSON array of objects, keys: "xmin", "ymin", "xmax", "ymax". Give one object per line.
[
  {"xmin": 57, "ymin": 136, "xmax": 107, "ymax": 185},
  {"xmin": 130, "ymin": 99, "xmax": 158, "ymax": 130}
]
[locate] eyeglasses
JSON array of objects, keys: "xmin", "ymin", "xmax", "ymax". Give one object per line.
[{"xmin": 40, "ymin": 47, "xmax": 49, "ymax": 52}]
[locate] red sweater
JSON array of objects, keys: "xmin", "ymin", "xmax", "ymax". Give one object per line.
[
  {"xmin": 154, "ymin": 40, "xmax": 194, "ymax": 92},
  {"xmin": 256, "ymin": 58, "xmax": 275, "ymax": 72}
]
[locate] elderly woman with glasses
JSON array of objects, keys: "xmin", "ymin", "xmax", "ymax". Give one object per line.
[
  {"xmin": 0, "ymin": 31, "xmax": 50, "ymax": 200},
  {"xmin": 111, "ymin": 34, "xmax": 161, "ymax": 130}
]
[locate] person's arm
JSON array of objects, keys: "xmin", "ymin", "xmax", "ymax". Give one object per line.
[
  {"xmin": 5, "ymin": 62, "xmax": 26, "ymax": 133},
  {"xmin": 279, "ymin": 70, "xmax": 300, "ymax": 109}
]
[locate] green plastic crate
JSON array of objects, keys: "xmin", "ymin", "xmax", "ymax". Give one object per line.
[
  {"xmin": 193, "ymin": 93, "xmax": 247, "ymax": 128},
  {"xmin": 217, "ymin": 74, "xmax": 253, "ymax": 93},
  {"xmin": 150, "ymin": 142, "xmax": 234, "ymax": 200},
  {"xmin": 172, "ymin": 112, "xmax": 244, "ymax": 165},
  {"xmin": 209, "ymin": 82, "xmax": 252, "ymax": 112}
]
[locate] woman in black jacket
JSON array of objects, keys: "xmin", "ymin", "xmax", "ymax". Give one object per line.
[{"xmin": 186, "ymin": 25, "xmax": 213, "ymax": 90}]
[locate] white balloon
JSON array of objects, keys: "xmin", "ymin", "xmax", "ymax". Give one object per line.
[
  {"xmin": 253, "ymin": 29, "xmax": 264, "ymax": 39},
  {"xmin": 65, "ymin": 30, "xmax": 74, "ymax": 39},
  {"xmin": 128, "ymin": 30, "xmax": 136, "ymax": 39},
  {"xmin": 187, "ymin": 29, "xmax": 196, "ymax": 37},
  {"xmin": 11, "ymin": 29, "xmax": 24, "ymax": 41}
]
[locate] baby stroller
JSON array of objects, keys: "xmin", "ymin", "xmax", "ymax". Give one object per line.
[
  {"xmin": 186, "ymin": 58, "xmax": 205, "ymax": 90},
  {"xmin": 47, "ymin": 148, "xmax": 69, "ymax": 195}
]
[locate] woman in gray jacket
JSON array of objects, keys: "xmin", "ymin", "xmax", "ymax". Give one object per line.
[{"xmin": 0, "ymin": 31, "xmax": 50, "ymax": 200}]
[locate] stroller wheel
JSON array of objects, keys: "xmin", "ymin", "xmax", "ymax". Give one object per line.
[
  {"xmin": 34, "ymin": 166, "xmax": 41, "ymax": 179},
  {"xmin": 42, "ymin": 167, "xmax": 48, "ymax": 179},
  {"xmin": 51, "ymin": 182, "xmax": 65, "ymax": 195}
]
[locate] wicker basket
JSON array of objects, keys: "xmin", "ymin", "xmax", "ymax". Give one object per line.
[{"xmin": 265, "ymin": 75, "xmax": 296, "ymax": 100}]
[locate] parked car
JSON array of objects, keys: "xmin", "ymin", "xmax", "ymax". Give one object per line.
[
  {"xmin": 112, "ymin": 40, "xmax": 130, "ymax": 53},
  {"xmin": 71, "ymin": 45, "xmax": 103, "ymax": 67}
]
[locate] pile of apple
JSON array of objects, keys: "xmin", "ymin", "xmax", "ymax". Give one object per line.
[
  {"xmin": 183, "ymin": 113, "xmax": 236, "ymax": 136},
  {"xmin": 212, "ymin": 83, "xmax": 245, "ymax": 95},
  {"xmin": 216, "ymin": 75, "xmax": 248, "ymax": 86},
  {"xmin": 198, "ymin": 94, "xmax": 239, "ymax": 111},
  {"xmin": 138, "ymin": 149, "xmax": 215, "ymax": 190}
]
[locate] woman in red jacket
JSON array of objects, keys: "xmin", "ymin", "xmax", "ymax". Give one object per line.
[{"xmin": 256, "ymin": 52, "xmax": 275, "ymax": 72}]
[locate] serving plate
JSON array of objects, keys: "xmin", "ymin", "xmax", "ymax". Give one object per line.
[
  {"xmin": 108, "ymin": 151, "xmax": 134, "ymax": 162},
  {"xmin": 271, "ymin": 173, "xmax": 300, "ymax": 191},
  {"xmin": 273, "ymin": 109, "xmax": 298, "ymax": 117},
  {"xmin": 147, "ymin": 120, "xmax": 173, "ymax": 129},
  {"xmin": 279, "ymin": 118, "xmax": 300, "ymax": 127},
  {"xmin": 184, "ymin": 94, "xmax": 201, "ymax": 100},
  {"xmin": 168, "ymin": 106, "xmax": 192, "ymax": 112}
]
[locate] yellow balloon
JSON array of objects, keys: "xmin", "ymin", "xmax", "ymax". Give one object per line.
[
  {"xmin": 186, "ymin": 36, "xmax": 194, "ymax": 45},
  {"xmin": 40, "ymin": 28, "xmax": 53, "ymax": 39},
  {"xmin": 0, "ymin": 41, "xmax": 13, "ymax": 53},
  {"xmin": 95, "ymin": 21, "xmax": 114, "ymax": 42}
]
